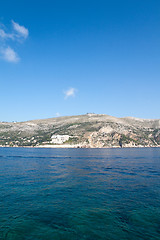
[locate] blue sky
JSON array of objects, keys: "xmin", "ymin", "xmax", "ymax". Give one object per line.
[{"xmin": 0, "ymin": 0, "xmax": 160, "ymax": 121}]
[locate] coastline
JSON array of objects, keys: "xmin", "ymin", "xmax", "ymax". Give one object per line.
[{"xmin": 0, "ymin": 145, "xmax": 160, "ymax": 149}]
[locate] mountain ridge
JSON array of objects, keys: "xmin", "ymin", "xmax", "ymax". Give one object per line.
[{"xmin": 0, "ymin": 114, "xmax": 160, "ymax": 148}]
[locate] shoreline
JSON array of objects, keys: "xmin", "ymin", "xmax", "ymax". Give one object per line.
[{"xmin": 0, "ymin": 145, "xmax": 160, "ymax": 149}]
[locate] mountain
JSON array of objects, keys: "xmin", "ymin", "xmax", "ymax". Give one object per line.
[{"xmin": 0, "ymin": 114, "xmax": 160, "ymax": 148}]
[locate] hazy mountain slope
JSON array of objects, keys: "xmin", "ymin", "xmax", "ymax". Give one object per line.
[{"xmin": 0, "ymin": 114, "xmax": 160, "ymax": 148}]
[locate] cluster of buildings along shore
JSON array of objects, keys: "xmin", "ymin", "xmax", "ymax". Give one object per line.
[{"xmin": 1, "ymin": 134, "xmax": 160, "ymax": 148}]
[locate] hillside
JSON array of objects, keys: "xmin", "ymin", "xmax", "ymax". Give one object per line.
[{"xmin": 0, "ymin": 114, "xmax": 160, "ymax": 148}]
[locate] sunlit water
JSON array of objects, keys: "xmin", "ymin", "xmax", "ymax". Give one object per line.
[{"xmin": 0, "ymin": 147, "xmax": 160, "ymax": 240}]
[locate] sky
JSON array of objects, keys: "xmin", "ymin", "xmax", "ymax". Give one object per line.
[{"xmin": 0, "ymin": 0, "xmax": 160, "ymax": 122}]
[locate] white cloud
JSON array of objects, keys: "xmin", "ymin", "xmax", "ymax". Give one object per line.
[
  {"xmin": 0, "ymin": 20, "xmax": 28, "ymax": 63},
  {"xmin": 0, "ymin": 29, "xmax": 7, "ymax": 38},
  {"xmin": 0, "ymin": 20, "xmax": 29, "ymax": 41},
  {"xmin": 12, "ymin": 20, "xmax": 29, "ymax": 39},
  {"xmin": 1, "ymin": 46, "xmax": 19, "ymax": 63},
  {"xmin": 64, "ymin": 87, "xmax": 76, "ymax": 99},
  {"xmin": 0, "ymin": 29, "xmax": 14, "ymax": 40}
]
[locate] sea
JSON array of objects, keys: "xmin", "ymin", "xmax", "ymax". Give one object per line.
[{"xmin": 0, "ymin": 147, "xmax": 160, "ymax": 240}]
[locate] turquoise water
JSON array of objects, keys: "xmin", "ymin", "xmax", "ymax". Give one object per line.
[{"xmin": 0, "ymin": 147, "xmax": 160, "ymax": 240}]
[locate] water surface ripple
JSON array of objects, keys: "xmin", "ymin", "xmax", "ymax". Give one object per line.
[{"xmin": 0, "ymin": 147, "xmax": 160, "ymax": 239}]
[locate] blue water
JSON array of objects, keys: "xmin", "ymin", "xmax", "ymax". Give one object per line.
[{"xmin": 0, "ymin": 147, "xmax": 160, "ymax": 240}]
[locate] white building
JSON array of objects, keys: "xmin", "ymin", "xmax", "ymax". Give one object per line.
[{"xmin": 51, "ymin": 135, "xmax": 70, "ymax": 144}]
